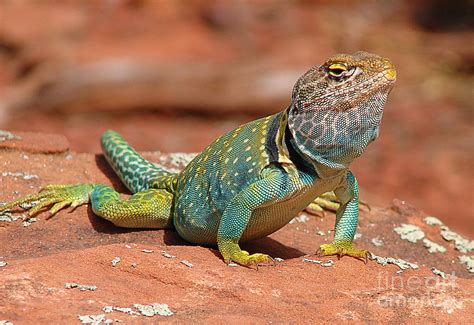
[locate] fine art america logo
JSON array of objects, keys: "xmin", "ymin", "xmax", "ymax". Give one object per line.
[{"xmin": 376, "ymin": 271, "xmax": 461, "ymax": 313}]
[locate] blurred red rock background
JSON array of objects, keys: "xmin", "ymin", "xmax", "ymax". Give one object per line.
[{"xmin": 0, "ymin": 0, "xmax": 472, "ymax": 236}]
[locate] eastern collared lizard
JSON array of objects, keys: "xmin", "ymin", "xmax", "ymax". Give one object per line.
[{"xmin": 0, "ymin": 51, "xmax": 396, "ymax": 267}]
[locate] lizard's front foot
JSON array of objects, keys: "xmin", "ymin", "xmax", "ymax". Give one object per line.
[
  {"xmin": 0, "ymin": 183, "xmax": 95, "ymax": 217},
  {"xmin": 227, "ymin": 250, "xmax": 274, "ymax": 269},
  {"xmin": 218, "ymin": 240, "xmax": 274, "ymax": 269},
  {"xmin": 316, "ymin": 241, "xmax": 370, "ymax": 263}
]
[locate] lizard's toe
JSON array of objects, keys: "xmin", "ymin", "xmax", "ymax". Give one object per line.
[
  {"xmin": 317, "ymin": 242, "xmax": 370, "ymax": 263},
  {"xmin": 246, "ymin": 253, "xmax": 274, "ymax": 270},
  {"xmin": 226, "ymin": 251, "xmax": 273, "ymax": 269},
  {"xmin": 249, "ymin": 253, "xmax": 273, "ymax": 264},
  {"xmin": 0, "ymin": 183, "xmax": 94, "ymax": 217},
  {"xmin": 305, "ymin": 192, "xmax": 340, "ymax": 215},
  {"xmin": 305, "ymin": 191, "xmax": 370, "ymax": 215}
]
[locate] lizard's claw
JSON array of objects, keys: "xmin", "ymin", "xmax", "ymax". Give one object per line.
[
  {"xmin": 316, "ymin": 242, "xmax": 370, "ymax": 264},
  {"xmin": 0, "ymin": 183, "xmax": 95, "ymax": 217},
  {"xmin": 359, "ymin": 200, "xmax": 371, "ymax": 211}
]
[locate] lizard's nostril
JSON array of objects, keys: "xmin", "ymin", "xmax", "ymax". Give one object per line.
[
  {"xmin": 383, "ymin": 68, "xmax": 396, "ymax": 81},
  {"xmin": 382, "ymin": 61, "xmax": 396, "ymax": 81}
]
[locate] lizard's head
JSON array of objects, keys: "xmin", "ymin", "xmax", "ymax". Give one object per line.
[
  {"xmin": 290, "ymin": 51, "xmax": 396, "ymax": 113},
  {"xmin": 287, "ymin": 51, "xmax": 396, "ymax": 170}
]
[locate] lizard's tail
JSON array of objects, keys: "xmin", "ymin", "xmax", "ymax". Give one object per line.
[{"xmin": 101, "ymin": 130, "xmax": 177, "ymax": 193}]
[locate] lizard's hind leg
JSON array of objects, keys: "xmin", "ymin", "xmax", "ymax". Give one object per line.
[
  {"xmin": 91, "ymin": 185, "xmax": 174, "ymax": 228},
  {"xmin": 0, "ymin": 183, "xmax": 174, "ymax": 229}
]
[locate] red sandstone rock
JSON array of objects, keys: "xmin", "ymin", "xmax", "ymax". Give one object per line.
[
  {"xmin": 0, "ymin": 133, "xmax": 472, "ymax": 323},
  {"xmin": 0, "ymin": 131, "xmax": 69, "ymax": 154}
]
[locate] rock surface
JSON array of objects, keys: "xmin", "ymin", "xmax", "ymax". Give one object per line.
[{"xmin": 1, "ymin": 132, "xmax": 472, "ymax": 324}]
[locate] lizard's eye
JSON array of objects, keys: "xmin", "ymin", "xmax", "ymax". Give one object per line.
[{"xmin": 328, "ymin": 63, "xmax": 347, "ymax": 78}]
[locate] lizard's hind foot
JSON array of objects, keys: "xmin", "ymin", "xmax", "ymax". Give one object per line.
[
  {"xmin": 305, "ymin": 192, "xmax": 371, "ymax": 216},
  {"xmin": 0, "ymin": 183, "xmax": 95, "ymax": 217}
]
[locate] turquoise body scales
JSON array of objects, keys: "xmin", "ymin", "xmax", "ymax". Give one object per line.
[{"xmin": 1, "ymin": 52, "xmax": 396, "ymax": 267}]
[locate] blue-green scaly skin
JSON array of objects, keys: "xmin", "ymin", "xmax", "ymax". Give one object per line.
[
  {"xmin": 96, "ymin": 109, "xmax": 361, "ymax": 263},
  {"xmin": 0, "ymin": 52, "xmax": 396, "ymax": 266},
  {"xmin": 173, "ymin": 113, "xmax": 343, "ymax": 245},
  {"xmin": 101, "ymin": 131, "xmax": 177, "ymax": 194}
]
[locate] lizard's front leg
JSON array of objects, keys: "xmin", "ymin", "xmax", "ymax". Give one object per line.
[
  {"xmin": 317, "ymin": 171, "xmax": 370, "ymax": 262},
  {"xmin": 217, "ymin": 167, "xmax": 290, "ymax": 268}
]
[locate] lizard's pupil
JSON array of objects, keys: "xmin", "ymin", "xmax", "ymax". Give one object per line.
[{"xmin": 329, "ymin": 68, "xmax": 345, "ymax": 76}]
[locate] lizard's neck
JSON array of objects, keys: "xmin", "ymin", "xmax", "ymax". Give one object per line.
[{"xmin": 286, "ymin": 91, "xmax": 388, "ymax": 178}]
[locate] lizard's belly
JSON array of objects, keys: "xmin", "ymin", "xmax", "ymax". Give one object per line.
[
  {"xmin": 174, "ymin": 175, "xmax": 341, "ymax": 245},
  {"xmin": 240, "ymin": 176, "xmax": 340, "ymax": 242}
]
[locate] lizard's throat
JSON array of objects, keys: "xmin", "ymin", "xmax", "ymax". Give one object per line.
[{"xmin": 288, "ymin": 92, "xmax": 388, "ymax": 173}]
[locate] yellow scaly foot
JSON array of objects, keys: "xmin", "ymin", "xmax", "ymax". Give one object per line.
[
  {"xmin": 0, "ymin": 184, "xmax": 95, "ymax": 217},
  {"xmin": 218, "ymin": 240, "xmax": 275, "ymax": 269},
  {"xmin": 316, "ymin": 241, "xmax": 370, "ymax": 263},
  {"xmin": 228, "ymin": 251, "xmax": 274, "ymax": 269},
  {"xmin": 305, "ymin": 191, "xmax": 371, "ymax": 215}
]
